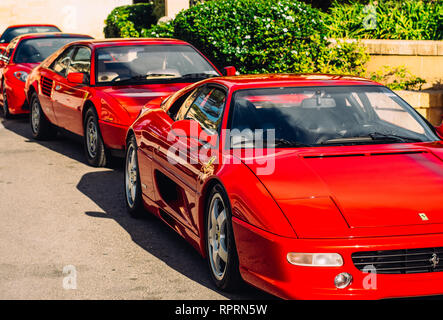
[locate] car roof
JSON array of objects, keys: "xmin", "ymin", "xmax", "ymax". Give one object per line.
[
  {"xmin": 207, "ymin": 73, "xmax": 381, "ymax": 89},
  {"xmin": 68, "ymin": 37, "xmax": 190, "ymax": 48},
  {"xmin": 5, "ymin": 24, "xmax": 60, "ymax": 30},
  {"xmin": 12, "ymin": 32, "xmax": 93, "ymax": 42}
]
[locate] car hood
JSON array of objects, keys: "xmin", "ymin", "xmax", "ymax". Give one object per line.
[
  {"xmin": 100, "ymin": 83, "xmax": 191, "ymax": 119},
  {"xmin": 241, "ymin": 142, "xmax": 443, "ymax": 237}
]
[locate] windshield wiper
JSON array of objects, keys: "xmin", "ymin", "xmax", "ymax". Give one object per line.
[
  {"xmin": 321, "ymin": 132, "xmax": 422, "ymax": 145},
  {"xmin": 145, "ymin": 73, "xmax": 177, "ymax": 77},
  {"xmin": 111, "ymin": 75, "xmax": 147, "ymax": 83},
  {"xmin": 180, "ymin": 73, "xmax": 218, "ymax": 79},
  {"xmin": 112, "ymin": 74, "xmax": 178, "ymax": 83},
  {"xmin": 231, "ymin": 138, "xmax": 311, "ymax": 148},
  {"xmin": 367, "ymin": 132, "xmax": 422, "ymax": 143}
]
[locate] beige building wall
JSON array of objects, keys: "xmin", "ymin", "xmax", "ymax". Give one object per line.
[
  {"xmin": 165, "ymin": 0, "xmax": 189, "ymax": 18},
  {"xmin": 0, "ymin": 0, "xmax": 132, "ymax": 39}
]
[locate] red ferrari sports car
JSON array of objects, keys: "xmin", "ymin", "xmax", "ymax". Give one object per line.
[
  {"xmin": 24, "ymin": 38, "xmax": 229, "ymax": 167},
  {"xmin": 0, "ymin": 33, "xmax": 92, "ymax": 117},
  {"xmin": 0, "ymin": 24, "xmax": 61, "ymax": 51},
  {"xmin": 125, "ymin": 74, "xmax": 443, "ymax": 299}
]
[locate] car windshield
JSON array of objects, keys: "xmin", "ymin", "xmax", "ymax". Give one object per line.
[
  {"xmin": 0, "ymin": 26, "xmax": 60, "ymax": 43},
  {"xmin": 229, "ymin": 85, "xmax": 439, "ymax": 148},
  {"xmin": 13, "ymin": 37, "xmax": 90, "ymax": 64},
  {"xmin": 95, "ymin": 44, "xmax": 219, "ymax": 84}
]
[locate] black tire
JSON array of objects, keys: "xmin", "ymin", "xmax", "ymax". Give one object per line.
[
  {"xmin": 83, "ymin": 108, "xmax": 107, "ymax": 167},
  {"xmin": 124, "ymin": 134, "xmax": 145, "ymax": 218},
  {"xmin": 205, "ymin": 184, "xmax": 242, "ymax": 291},
  {"xmin": 30, "ymin": 92, "xmax": 57, "ymax": 140},
  {"xmin": 2, "ymin": 84, "xmax": 10, "ymax": 118}
]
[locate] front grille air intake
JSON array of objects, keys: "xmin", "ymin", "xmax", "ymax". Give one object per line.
[{"xmin": 352, "ymin": 247, "xmax": 443, "ymax": 274}]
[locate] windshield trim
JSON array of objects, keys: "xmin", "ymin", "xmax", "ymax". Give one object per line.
[{"xmin": 93, "ymin": 44, "xmax": 220, "ymax": 87}]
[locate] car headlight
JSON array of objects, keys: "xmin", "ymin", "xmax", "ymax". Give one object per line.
[
  {"xmin": 287, "ymin": 252, "xmax": 344, "ymax": 267},
  {"xmin": 14, "ymin": 71, "xmax": 28, "ymax": 82}
]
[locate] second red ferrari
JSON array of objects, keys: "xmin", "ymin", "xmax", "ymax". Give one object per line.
[{"xmin": 24, "ymin": 38, "xmax": 229, "ymax": 166}]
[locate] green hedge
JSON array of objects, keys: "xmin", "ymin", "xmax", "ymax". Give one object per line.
[
  {"xmin": 147, "ymin": 0, "xmax": 369, "ymax": 75},
  {"xmin": 104, "ymin": 3, "xmax": 157, "ymax": 38},
  {"xmin": 325, "ymin": 0, "xmax": 443, "ymax": 40}
]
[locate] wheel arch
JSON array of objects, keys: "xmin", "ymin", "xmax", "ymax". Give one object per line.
[
  {"xmin": 125, "ymin": 128, "xmax": 135, "ymax": 149},
  {"xmin": 82, "ymin": 100, "xmax": 99, "ymax": 131},
  {"xmin": 82, "ymin": 100, "xmax": 96, "ymax": 120},
  {"xmin": 26, "ymin": 82, "xmax": 38, "ymax": 103}
]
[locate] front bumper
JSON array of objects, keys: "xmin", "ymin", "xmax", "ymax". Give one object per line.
[
  {"xmin": 232, "ymin": 217, "xmax": 443, "ymax": 300},
  {"xmin": 98, "ymin": 120, "xmax": 128, "ymax": 150}
]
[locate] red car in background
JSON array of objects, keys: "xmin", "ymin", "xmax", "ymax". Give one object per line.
[
  {"xmin": 125, "ymin": 74, "xmax": 443, "ymax": 299},
  {"xmin": 0, "ymin": 24, "xmax": 61, "ymax": 51},
  {"xmin": 0, "ymin": 33, "xmax": 92, "ymax": 117},
  {"xmin": 25, "ymin": 38, "xmax": 230, "ymax": 167}
]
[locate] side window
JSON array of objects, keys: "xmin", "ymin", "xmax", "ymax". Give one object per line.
[
  {"xmin": 173, "ymin": 87, "xmax": 201, "ymax": 121},
  {"xmin": 50, "ymin": 47, "xmax": 75, "ymax": 77},
  {"xmin": 185, "ymin": 87, "xmax": 226, "ymax": 133},
  {"xmin": 68, "ymin": 47, "xmax": 91, "ymax": 83},
  {"xmin": 68, "ymin": 47, "xmax": 91, "ymax": 74}
]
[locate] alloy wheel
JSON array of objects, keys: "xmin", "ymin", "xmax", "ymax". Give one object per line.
[
  {"xmin": 86, "ymin": 117, "xmax": 98, "ymax": 158},
  {"xmin": 31, "ymin": 99, "xmax": 40, "ymax": 134},
  {"xmin": 207, "ymin": 193, "xmax": 228, "ymax": 280},
  {"xmin": 125, "ymin": 144, "xmax": 138, "ymax": 208},
  {"xmin": 2, "ymin": 87, "xmax": 8, "ymax": 116}
]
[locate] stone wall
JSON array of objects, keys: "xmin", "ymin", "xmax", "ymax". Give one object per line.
[
  {"xmin": 362, "ymin": 39, "xmax": 443, "ymax": 90},
  {"xmin": 0, "ymin": 0, "xmax": 132, "ymax": 39},
  {"xmin": 360, "ymin": 39, "xmax": 443, "ymax": 126}
]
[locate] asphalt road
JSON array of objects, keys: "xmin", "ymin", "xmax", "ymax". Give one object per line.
[{"xmin": 0, "ymin": 115, "xmax": 273, "ymax": 300}]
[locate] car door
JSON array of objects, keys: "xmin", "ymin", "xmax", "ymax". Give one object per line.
[
  {"xmin": 138, "ymin": 88, "xmax": 200, "ymax": 204},
  {"xmin": 52, "ymin": 46, "xmax": 91, "ymax": 135},
  {"xmin": 41, "ymin": 46, "xmax": 76, "ymax": 125},
  {"xmin": 152, "ymin": 85, "xmax": 227, "ymax": 234}
]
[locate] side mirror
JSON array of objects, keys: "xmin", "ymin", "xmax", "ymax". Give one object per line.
[
  {"xmin": 223, "ymin": 66, "xmax": 237, "ymax": 77},
  {"xmin": 171, "ymin": 119, "xmax": 217, "ymax": 147},
  {"xmin": 67, "ymin": 72, "xmax": 85, "ymax": 84}
]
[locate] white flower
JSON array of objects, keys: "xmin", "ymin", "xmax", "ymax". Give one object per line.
[
  {"xmin": 283, "ymin": 28, "xmax": 288, "ymax": 33},
  {"xmin": 245, "ymin": 35, "xmax": 251, "ymax": 39}
]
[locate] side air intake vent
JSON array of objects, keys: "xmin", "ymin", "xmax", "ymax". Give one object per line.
[{"xmin": 41, "ymin": 77, "xmax": 53, "ymax": 97}]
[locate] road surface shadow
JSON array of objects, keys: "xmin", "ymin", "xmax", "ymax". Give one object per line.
[
  {"xmin": 77, "ymin": 170, "xmax": 276, "ymax": 300},
  {"xmin": 1, "ymin": 115, "xmax": 123, "ymax": 168}
]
